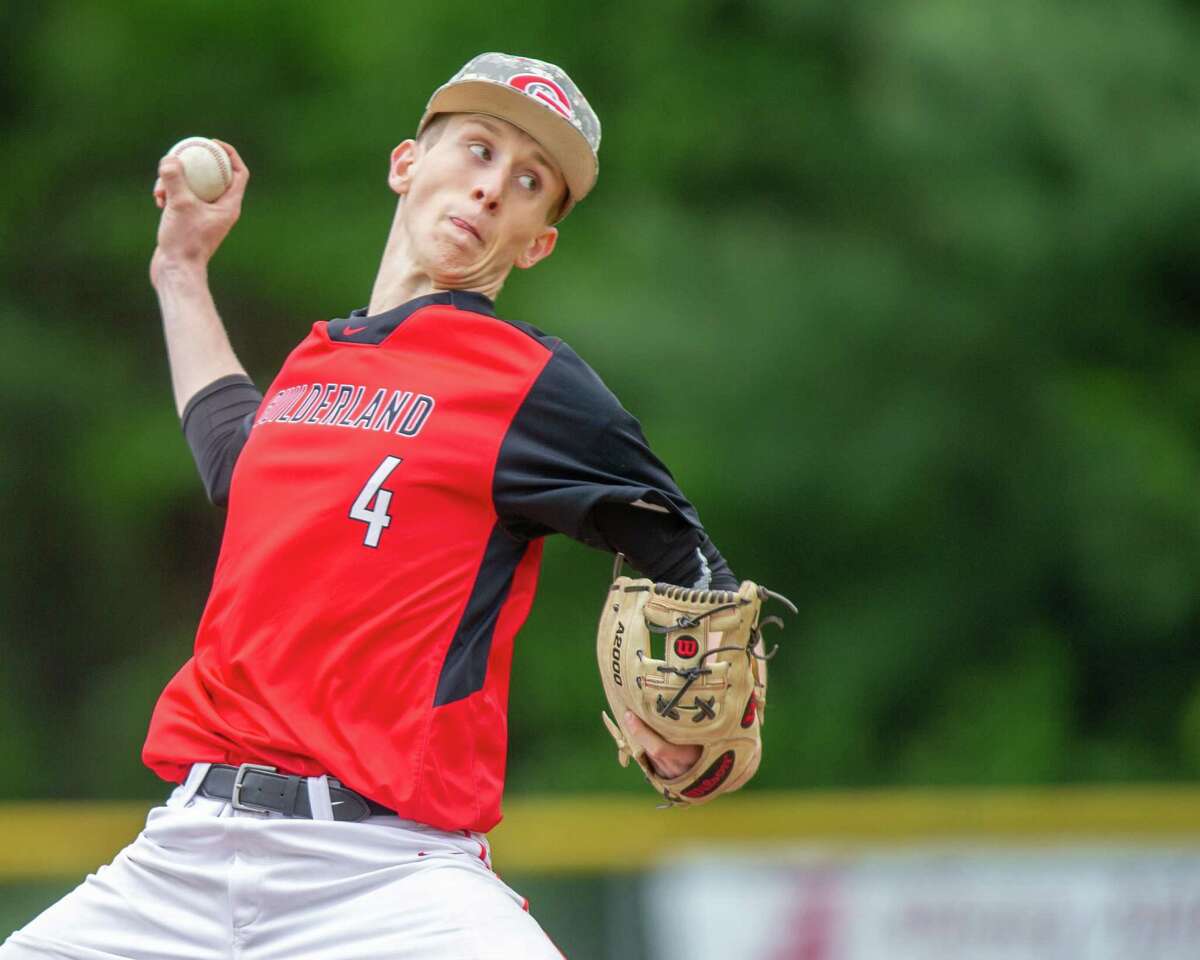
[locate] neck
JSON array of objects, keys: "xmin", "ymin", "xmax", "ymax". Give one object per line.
[{"xmin": 367, "ymin": 200, "xmax": 506, "ymax": 316}]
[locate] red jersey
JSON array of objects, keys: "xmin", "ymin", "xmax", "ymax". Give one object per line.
[{"xmin": 143, "ymin": 290, "xmax": 702, "ymax": 832}]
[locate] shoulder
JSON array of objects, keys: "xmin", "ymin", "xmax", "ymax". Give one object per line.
[
  {"xmin": 492, "ymin": 306, "xmax": 614, "ymax": 391},
  {"xmin": 493, "ymin": 312, "xmax": 624, "ymax": 419}
]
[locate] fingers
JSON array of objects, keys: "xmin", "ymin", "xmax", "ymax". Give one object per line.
[
  {"xmin": 211, "ymin": 138, "xmax": 250, "ymax": 204},
  {"xmin": 623, "ymin": 712, "xmax": 661, "ymax": 750},
  {"xmin": 623, "ymin": 711, "xmax": 701, "ymax": 779},
  {"xmin": 156, "ymin": 156, "xmax": 196, "ymax": 204}
]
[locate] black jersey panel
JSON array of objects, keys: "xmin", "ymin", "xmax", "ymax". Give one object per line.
[
  {"xmin": 181, "ymin": 374, "xmax": 262, "ymax": 506},
  {"xmin": 433, "ymin": 523, "xmax": 529, "ymax": 707},
  {"xmin": 493, "ymin": 343, "xmax": 703, "ymax": 546},
  {"xmin": 328, "ymin": 290, "xmax": 497, "ymax": 344}
]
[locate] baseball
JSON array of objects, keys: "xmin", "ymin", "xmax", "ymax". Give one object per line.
[{"xmin": 166, "ymin": 136, "xmax": 233, "ymax": 202}]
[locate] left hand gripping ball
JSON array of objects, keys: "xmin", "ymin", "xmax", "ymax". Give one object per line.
[{"xmin": 166, "ymin": 136, "xmax": 233, "ymax": 202}]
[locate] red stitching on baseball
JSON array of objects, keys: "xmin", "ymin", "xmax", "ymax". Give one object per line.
[{"xmin": 173, "ymin": 138, "xmax": 232, "ymax": 189}]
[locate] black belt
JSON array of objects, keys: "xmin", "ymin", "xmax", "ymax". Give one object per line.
[{"xmin": 197, "ymin": 763, "xmax": 393, "ymax": 822}]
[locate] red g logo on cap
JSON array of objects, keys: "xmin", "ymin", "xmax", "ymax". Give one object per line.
[{"xmin": 509, "ymin": 74, "xmax": 574, "ymax": 121}]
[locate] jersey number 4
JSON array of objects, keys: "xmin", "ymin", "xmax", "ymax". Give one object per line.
[{"xmin": 350, "ymin": 455, "xmax": 403, "ymax": 548}]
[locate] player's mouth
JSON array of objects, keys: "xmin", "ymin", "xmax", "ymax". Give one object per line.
[{"xmin": 449, "ymin": 217, "xmax": 482, "ymax": 243}]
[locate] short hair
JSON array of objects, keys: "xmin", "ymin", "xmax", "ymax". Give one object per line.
[
  {"xmin": 416, "ymin": 113, "xmax": 452, "ymax": 148},
  {"xmin": 415, "ymin": 113, "xmax": 567, "ymax": 225}
]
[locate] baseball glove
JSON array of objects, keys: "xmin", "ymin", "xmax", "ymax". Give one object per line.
[{"xmin": 596, "ymin": 556, "xmax": 796, "ymax": 806}]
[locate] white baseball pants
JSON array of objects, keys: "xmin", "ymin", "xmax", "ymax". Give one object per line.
[{"xmin": 1, "ymin": 764, "xmax": 563, "ymax": 960}]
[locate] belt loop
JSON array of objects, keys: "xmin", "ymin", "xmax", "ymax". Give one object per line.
[
  {"xmin": 306, "ymin": 774, "xmax": 335, "ymax": 821},
  {"xmin": 175, "ymin": 762, "xmax": 212, "ymax": 808}
]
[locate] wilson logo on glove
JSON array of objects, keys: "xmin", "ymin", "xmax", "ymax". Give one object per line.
[{"xmin": 673, "ymin": 635, "xmax": 699, "ymax": 658}]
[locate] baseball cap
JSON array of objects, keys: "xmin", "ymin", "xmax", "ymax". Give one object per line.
[{"xmin": 418, "ymin": 52, "xmax": 601, "ymax": 222}]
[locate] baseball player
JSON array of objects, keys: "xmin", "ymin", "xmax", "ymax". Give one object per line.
[{"xmin": 2, "ymin": 53, "xmax": 742, "ymax": 959}]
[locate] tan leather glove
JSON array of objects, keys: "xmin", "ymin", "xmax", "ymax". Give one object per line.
[{"xmin": 596, "ymin": 561, "xmax": 795, "ymax": 805}]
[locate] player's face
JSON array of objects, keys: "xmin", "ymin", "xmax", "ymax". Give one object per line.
[{"xmin": 389, "ymin": 114, "xmax": 563, "ymax": 289}]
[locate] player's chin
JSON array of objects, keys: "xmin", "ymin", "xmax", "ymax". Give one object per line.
[
  {"xmin": 427, "ymin": 245, "xmax": 499, "ymax": 286},
  {"xmin": 423, "ymin": 242, "xmax": 478, "ymax": 276}
]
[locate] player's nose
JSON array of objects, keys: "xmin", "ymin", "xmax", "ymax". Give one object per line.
[{"xmin": 472, "ymin": 170, "xmax": 505, "ymax": 212}]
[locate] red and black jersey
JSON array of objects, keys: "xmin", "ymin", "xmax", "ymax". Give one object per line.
[{"xmin": 143, "ymin": 290, "xmax": 708, "ymax": 833}]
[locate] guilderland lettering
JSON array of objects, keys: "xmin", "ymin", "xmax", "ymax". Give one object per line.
[{"xmin": 257, "ymin": 382, "xmax": 436, "ymax": 438}]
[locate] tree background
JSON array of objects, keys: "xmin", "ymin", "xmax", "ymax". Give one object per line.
[{"xmin": 1, "ymin": 0, "xmax": 1199, "ymax": 807}]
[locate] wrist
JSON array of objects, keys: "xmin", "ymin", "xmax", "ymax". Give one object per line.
[{"xmin": 150, "ymin": 249, "xmax": 209, "ymax": 290}]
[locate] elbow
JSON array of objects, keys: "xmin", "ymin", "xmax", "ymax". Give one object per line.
[{"xmin": 202, "ymin": 465, "xmax": 233, "ymax": 508}]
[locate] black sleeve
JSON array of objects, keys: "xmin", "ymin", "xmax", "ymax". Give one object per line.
[
  {"xmin": 180, "ymin": 374, "xmax": 263, "ymax": 506},
  {"xmin": 493, "ymin": 343, "xmax": 736, "ymax": 588},
  {"xmin": 591, "ymin": 501, "xmax": 738, "ymax": 590}
]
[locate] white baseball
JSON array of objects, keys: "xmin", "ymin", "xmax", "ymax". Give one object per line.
[{"xmin": 166, "ymin": 136, "xmax": 233, "ymax": 202}]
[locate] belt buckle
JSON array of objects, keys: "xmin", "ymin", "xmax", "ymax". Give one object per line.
[{"xmin": 230, "ymin": 762, "xmax": 278, "ymax": 813}]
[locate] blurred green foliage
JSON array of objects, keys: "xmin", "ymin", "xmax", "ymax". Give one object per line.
[{"xmin": 1, "ymin": 0, "xmax": 1198, "ymax": 802}]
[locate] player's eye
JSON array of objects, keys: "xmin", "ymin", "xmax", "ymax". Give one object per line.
[
  {"xmin": 517, "ymin": 173, "xmax": 539, "ymax": 192},
  {"xmin": 469, "ymin": 143, "xmax": 491, "ymax": 162}
]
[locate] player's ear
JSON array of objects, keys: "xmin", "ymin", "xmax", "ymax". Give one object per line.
[
  {"xmin": 515, "ymin": 225, "xmax": 558, "ymax": 270},
  {"xmin": 388, "ymin": 140, "xmax": 419, "ymax": 196}
]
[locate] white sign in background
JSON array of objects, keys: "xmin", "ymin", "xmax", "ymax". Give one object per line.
[{"xmin": 645, "ymin": 846, "xmax": 1200, "ymax": 960}]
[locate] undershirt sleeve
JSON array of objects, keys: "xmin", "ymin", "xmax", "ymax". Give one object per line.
[
  {"xmin": 493, "ymin": 343, "xmax": 736, "ymax": 589},
  {"xmin": 180, "ymin": 374, "xmax": 263, "ymax": 507}
]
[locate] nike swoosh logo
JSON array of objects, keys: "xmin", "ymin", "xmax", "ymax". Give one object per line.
[{"xmin": 344, "ymin": 323, "xmax": 368, "ymax": 335}]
